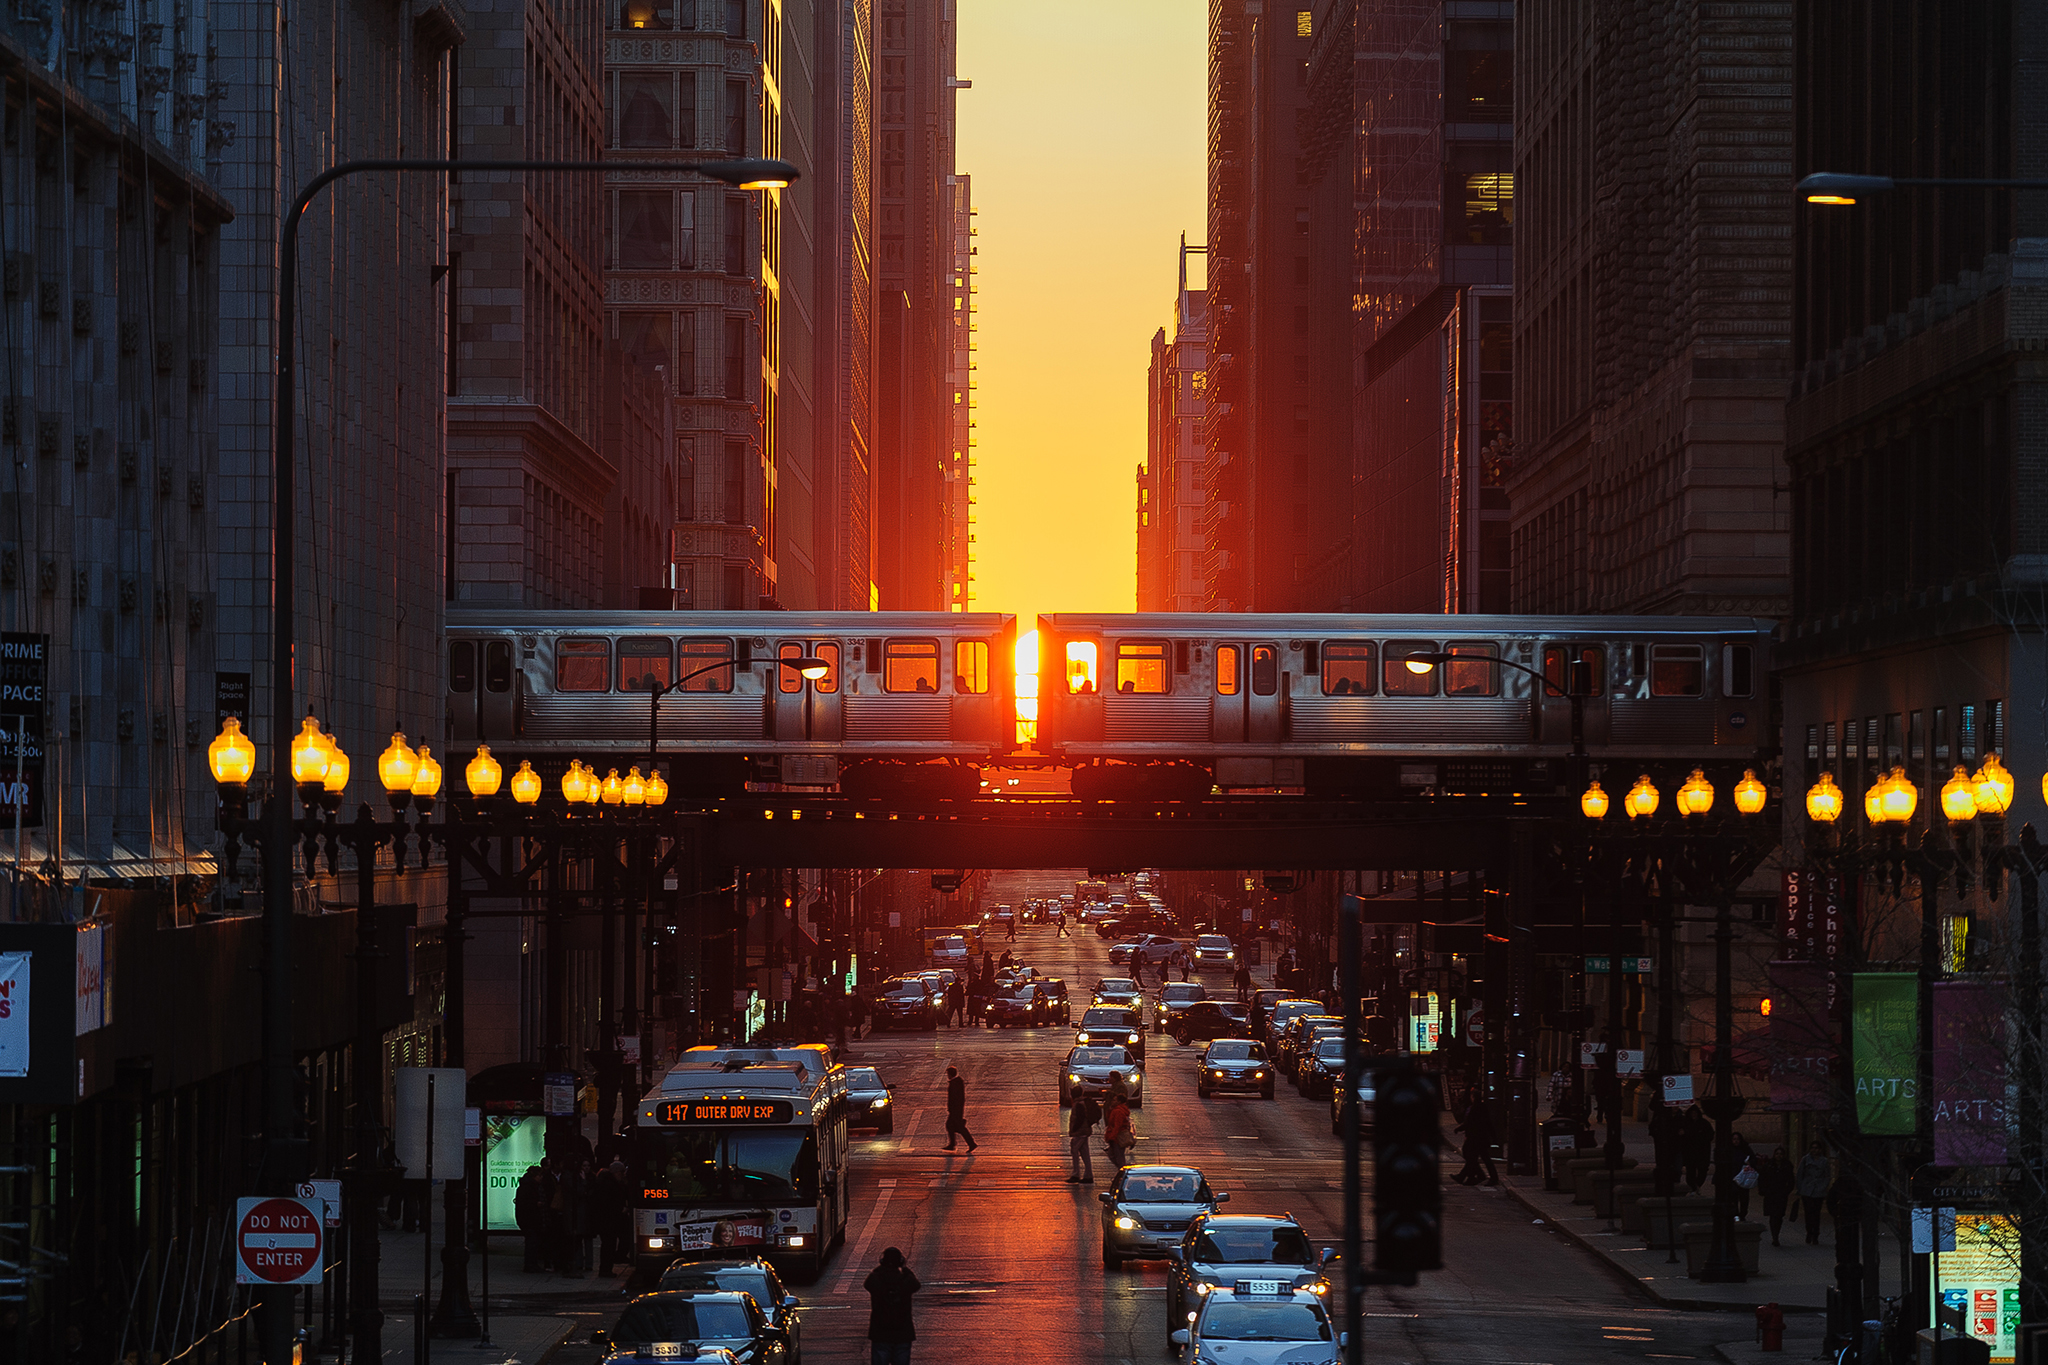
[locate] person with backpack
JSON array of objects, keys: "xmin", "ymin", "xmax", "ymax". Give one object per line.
[
  {"xmin": 864, "ymin": 1246, "xmax": 922, "ymax": 1365},
  {"xmin": 1103, "ymin": 1084, "xmax": 1136, "ymax": 1171},
  {"xmin": 1067, "ymin": 1090, "xmax": 1101, "ymax": 1183}
]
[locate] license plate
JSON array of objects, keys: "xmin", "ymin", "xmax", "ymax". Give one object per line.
[{"xmin": 1240, "ymin": 1279, "xmax": 1281, "ymax": 1295}]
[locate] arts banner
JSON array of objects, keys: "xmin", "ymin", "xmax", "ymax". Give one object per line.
[
  {"xmin": 1852, "ymin": 972, "xmax": 1917, "ymax": 1135},
  {"xmin": 1933, "ymin": 979, "xmax": 2010, "ymax": 1165},
  {"xmin": 1765, "ymin": 961, "xmax": 1832, "ymax": 1111}
]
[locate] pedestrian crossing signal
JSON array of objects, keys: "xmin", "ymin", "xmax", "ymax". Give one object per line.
[{"xmin": 1373, "ymin": 1064, "xmax": 1442, "ymax": 1279}]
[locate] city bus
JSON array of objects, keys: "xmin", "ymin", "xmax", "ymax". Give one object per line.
[{"xmin": 626, "ymin": 1046, "xmax": 851, "ymax": 1284}]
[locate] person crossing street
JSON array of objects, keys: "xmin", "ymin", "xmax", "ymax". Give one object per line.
[{"xmin": 943, "ymin": 1065, "xmax": 979, "ymax": 1152}]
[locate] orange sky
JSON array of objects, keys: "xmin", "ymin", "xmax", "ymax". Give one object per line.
[{"xmin": 955, "ymin": 3, "xmax": 1207, "ymax": 632}]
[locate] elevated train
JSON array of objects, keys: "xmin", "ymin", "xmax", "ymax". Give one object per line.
[{"xmin": 444, "ymin": 609, "xmax": 1773, "ymax": 800}]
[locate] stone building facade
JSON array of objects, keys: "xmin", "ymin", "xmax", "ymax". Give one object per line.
[{"xmin": 1506, "ymin": 0, "xmax": 1793, "ymax": 617}]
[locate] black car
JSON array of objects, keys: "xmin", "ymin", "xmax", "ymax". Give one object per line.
[
  {"xmin": 874, "ymin": 977, "xmax": 938, "ymax": 1031},
  {"xmin": 654, "ymin": 1257, "xmax": 804, "ymax": 1362},
  {"xmin": 1173, "ymin": 1000, "xmax": 1251, "ymax": 1046},
  {"xmin": 1299, "ymin": 1036, "xmax": 1347, "ymax": 1098},
  {"xmin": 594, "ymin": 1290, "xmax": 792, "ymax": 1364},
  {"xmin": 986, "ymin": 983, "xmax": 1052, "ymax": 1027},
  {"xmin": 1075, "ymin": 1006, "xmax": 1147, "ymax": 1062},
  {"xmin": 1040, "ymin": 976, "xmax": 1072, "ymax": 1024},
  {"xmin": 1164, "ymin": 1215, "xmax": 1327, "ymax": 1346},
  {"xmin": 843, "ymin": 1066, "xmax": 895, "ymax": 1133}
]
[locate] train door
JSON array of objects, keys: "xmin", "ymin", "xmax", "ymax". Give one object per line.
[
  {"xmin": 1539, "ymin": 643, "xmax": 1609, "ymax": 747},
  {"xmin": 950, "ymin": 638, "xmax": 996, "ymax": 742},
  {"xmin": 448, "ymin": 639, "xmax": 477, "ymax": 741},
  {"xmin": 774, "ymin": 641, "xmax": 843, "ymax": 742},
  {"xmin": 452, "ymin": 637, "xmax": 518, "ymax": 741},
  {"xmin": 1210, "ymin": 642, "xmax": 1285, "ymax": 744}
]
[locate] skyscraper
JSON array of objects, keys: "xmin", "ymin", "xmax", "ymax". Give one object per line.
[{"xmin": 1139, "ymin": 239, "xmax": 1210, "ymax": 613}]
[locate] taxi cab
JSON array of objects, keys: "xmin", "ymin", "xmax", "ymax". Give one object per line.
[
  {"xmin": 1170, "ymin": 1285, "xmax": 1345, "ymax": 1364},
  {"xmin": 1165, "ymin": 1213, "xmax": 1327, "ymax": 1338}
]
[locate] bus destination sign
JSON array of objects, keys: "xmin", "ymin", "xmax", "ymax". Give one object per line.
[{"xmin": 657, "ymin": 1099, "xmax": 794, "ymax": 1125}]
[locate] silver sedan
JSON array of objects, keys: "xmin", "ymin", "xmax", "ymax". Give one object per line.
[
  {"xmin": 1098, "ymin": 1164, "xmax": 1228, "ymax": 1268},
  {"xmin": 1060, "ymin": 1046, "xmax": 1144, "ymax": 1108}
]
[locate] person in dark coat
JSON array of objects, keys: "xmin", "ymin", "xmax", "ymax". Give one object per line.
[
  {"xmin": 1680, "ymin": 1107, "xmax": 1714, "ymax": 1193},
  {"xmin": 942, "ymin": 1065, "xmax": 978, "ymax": 1151},
  {"xmin": 1795, "ymin": 1140, "xmax": 1833, "ymax": 1244},
  {"xmin": 1648, "ymin": 1102, "xmax": 1684, "ymax": 1195},
  {"xmin": 515, "ymin": 1164, "xmax": 547, "ymax": 1272},
  {"xmin": 864, "ymin": 1246, "xmax": 921, "ymax": 1364},
  {"xmin": 1453, "ymin": 1102, "xmax": 1499, "ymax": 1186},
  {"xmin": 1756, "ymin": 1145, "xmax": 1796, "ymax": 1246},
  {"xmin": 945, "ymin": 978, "xmax": 966, "ymax": 1028},
  {"xmin": 593, "ymin": 1157, "xmax": 629, "ymax": 1275},
  {"xmin": 1727, "ymin": 1132, "xmax": 1757, "ymax": 1218},
  {"xmin": 1234, "ymin": 962, "xmax": 1253, "ymax": 1002}
]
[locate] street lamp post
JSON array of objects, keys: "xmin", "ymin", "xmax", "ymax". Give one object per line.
[
  {"xmin": 252, "ymin": 152, "xmax": 795, "ymax": 1365},
  {"xmin": 1797, "ymin": 172, "xmax": 2048, "ymax": 205}
]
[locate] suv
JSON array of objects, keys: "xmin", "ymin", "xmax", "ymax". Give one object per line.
[
  {"xmin": 1165, "ymin": 1213, "xmax": 1327, "ymax": 1347},
  {"xmin": 1279, "ymin": 1015, "xmax": 1342, "ymax": 1076},
  {"xmin": 1191, "ymin": 933, "xmax": 1238, "ymax": 969},
  {"xmin": 652, "ymin": 1257, "xmax": 803, "ymax": 1358},
  {"xmin": 1263, "ymin": 1000, "xmax": 1327, "ymax": 1060},
  {"xmin": 1075, "ymin": 1006, "xmax": 1147, "ymax": 1062},
  {"xmin": 874, "ymin": 977, "xmax": 938, "ymax": 1031}
]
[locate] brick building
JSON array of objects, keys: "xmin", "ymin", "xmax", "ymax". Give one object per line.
[
  {"xmin": 1138, "ymin": 238, "xmax": 1209, "ymax": 613},
  {"xmin": 1781, "ymin": 0, "xmax": 2048, "ymax": 837},
  {"xmin": 1506, "ymin": 0, "xmax": 1793, "ymax": 617}
]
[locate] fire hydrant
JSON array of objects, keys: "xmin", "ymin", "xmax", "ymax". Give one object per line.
[{"xmin": 1755, "ymin": 1301, "xmax": 1786, "ymax": 1352}]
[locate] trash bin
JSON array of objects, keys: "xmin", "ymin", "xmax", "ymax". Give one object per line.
[{"xmin": 1540, "ymin": 1117, "xmax": 1581, "ymax": 1189}]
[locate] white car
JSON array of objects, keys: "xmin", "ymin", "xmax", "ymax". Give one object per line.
[
  {"xmin": 1094, "ymin": 978, "xmax": 1143, "ymax": 1009},
  {"xmin": 1061, "ymin": 1046, "xmax": 1144, "ymax": 1107},
  {"xmin": 1171, "ymin": 1286, "xmax": 1344, "ymax": 1364},
  {"xmin": 1191, "ymin": 934, "xmax": 1238, "ymax": 968},
  {"xmin": 1111, "ymin": 934, "xmax": 1181, "ymax": 965}
]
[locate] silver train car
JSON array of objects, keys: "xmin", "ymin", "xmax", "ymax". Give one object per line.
[
  {"xmin": 445, "ymin": 610, "xmax": 1017, "ymax": 798},
  {"xmin": 1033, "ymin": 613, "xmax": 1775, "ymax": 800}
]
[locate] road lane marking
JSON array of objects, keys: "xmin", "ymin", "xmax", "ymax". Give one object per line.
[{"xmin": 832, "ymin": 1177, "xmax": 898, "ymax": 1296}]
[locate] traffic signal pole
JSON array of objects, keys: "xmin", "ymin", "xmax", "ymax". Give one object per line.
[{"xmin": 1340, "ymin": 893, "xmax": 1364, "ymax": 1365}]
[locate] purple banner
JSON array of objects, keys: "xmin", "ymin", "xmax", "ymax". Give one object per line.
[
  {"xmin": 1933, "ymin": 980, "xmax": 2009, "ymax": 1165},
  {"xmin": 1766, "ymin": 961, "xmax": 1833, "ymax": 1112}
]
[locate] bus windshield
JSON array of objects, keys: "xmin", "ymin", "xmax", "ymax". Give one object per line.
[{"xmin": 628, "ymin": 1126, "xmax": 821, "ymax": 1205}]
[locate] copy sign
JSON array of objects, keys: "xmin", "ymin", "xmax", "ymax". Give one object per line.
[
  {"xmin": 1662, "ymin": 1073, "xmax": 1695, "ymax": 1104},
  {"xmin": 235, "ymin": 1197, "xmax": 324, "ymax": 1285}
]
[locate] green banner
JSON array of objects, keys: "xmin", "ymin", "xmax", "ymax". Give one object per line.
[{"xmin": 1853, "ymin": 972, "xmax": 1918, "ymax": 1135}]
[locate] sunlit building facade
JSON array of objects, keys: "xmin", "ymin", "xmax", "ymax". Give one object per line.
[
  {"xmin": 1139, "ymin": 239, "xmax": 1209, "ymax": 613},
  {"xmin": 943, "ymin": 174, "xmax": 977, "ymax": 610}
]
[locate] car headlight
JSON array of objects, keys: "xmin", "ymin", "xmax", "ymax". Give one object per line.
[
  {"xmin": 1127, "ymin": 1033, "xmax": 1140, "ymax": 1044},
  {"xmin": 1069, "ymin": 1073, "xmax": 1081, "ymax": 1082},
  {"xmin": 873, "ymin": 1094, "xmax": 890, "ymax": 1107},
  {"xmin": 1253, "ymin": 1070, "xmax": 1265, "ymax": 1078},
  {"xmin": 1227, "ymin": 951, "xmax": 1236, "ymax": 958},
  {"xmin": 1193, "ymin": 1281, "xmax": 1214, "ymax": 1296},
  {"xmin": 1210, "ymin": 1069, "xmax": 1225, "ymax": 1077},
  {"xmin": 1114, "ymin": 1215, "xmax": 1139, "ymax": 1230},
  {"xmin": 1077, "ymin": 1033, "xmax": 1090, "ymax": 1043}
]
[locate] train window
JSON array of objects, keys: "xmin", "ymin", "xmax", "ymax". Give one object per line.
[
  {"xmin": 1321, "ymin": 642, "xmax": 1376, "ymax": 696},
  {"xmin": 864, "ymin": 639, "xmax": 882, "ymax": 674},
  {"xmin": 619, "ymin": 637, "xmax": 674, "ymax": 692},
  {"xmin": 1722, "ymin": 644, "xmax": 1754, "ymax": 698},
  {"xmin": 1066, "ymin": 642, "xmax": 1099, "ymax": 694},
  {"xmin": 1824, "ymin": 721, "xmax": 1838, "ymax": 763},
  {"xmin": 485, "ymin": 640, "xmax": 513, "ymax": 693},
  {"xmin": 884, "ymin": 639, "xmax": 941, "ymax": 693},
  {"xmin": 1649, "ymin": 645, "xmax": 1704, "ymax": 697},
  {"xmin": 1216, "ymin": 645, "xmax": 1240, "ymax": 696},
  {"xmin": 1382, "ymin": 641, "xmax": 1437, "ymax": 696},
  {"xmin": 449, "ymin": 641, "xmax": 476, "ymax": 693},
  {"xmin": 1542, "ymin": 645, "xmax": 1603, "ymax": 696},
  {"xmin": 1175, "ymin": 640, "xmax": 1190, "ymax": 674},
  {"xmin": 556, "ymin": 638, "xmax": 611, "ymax": 692},
  {"xmin": 812, "ymin": 642, "xmax": 840, "ymax": 693},
  {"xmin": 778, "ymin": 643, "xmax": 807, "ymax": 693},
  {"xmin": 955, "ymin": 641, "xmax": 990, "ymax": 695},
  {"xmin": 1444, "ymin": 642, "xmax": 1499, "ymax": 696},
  {"xmin": 677, "ymin": 639, "xmax": 735, "ymax": 693},
  {"xmin": 1250, "ymin": 645, "xmax": 1279, "ymax": 697},
  {"xmin": 1114, "ymin": 642, "xmax": 1170, "ymax": 695}
]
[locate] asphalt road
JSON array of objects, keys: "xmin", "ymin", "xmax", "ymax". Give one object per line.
[{"xmin": 549, "ymin": 876, "xmax": 1748, "ymax": 1364}]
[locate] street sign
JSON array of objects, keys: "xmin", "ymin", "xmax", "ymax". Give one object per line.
[
  {"xmin": 1578, "ymin": 1041, "xmax": 1607, "ymax": 1066},
  {"xmin": 0, "ymin": 634, "xmax": 46, "ymax": 719},
  {"xmin": 464, "ymin": 1106, "xmax": 482, "ymax": 1149},
  {"xmin": 543, "ymin": 1071, "xmax": 577, "ymax": 1119},
  {"xmin": 1661, "ymin": 1073, "xmax": 1695, "ymax": 1103},
  {"xmin": 395, "ymin": 1067, "xmax": 466, "ymax": 1180},
  {"xmin": 296, "ymin": 1179, "xmax": 342, "ymax": 1228},
  {"xmin": 1616, "ymin": 1049, "xmax": 1645, "ymax": 1077},
  {"xmin": 235, "ymin": 1196, "xmax": 324, "ymax": 1285},
  {"xmin": 1584, "ymin": 956, "xmax": 1653, "ymax": 974}
]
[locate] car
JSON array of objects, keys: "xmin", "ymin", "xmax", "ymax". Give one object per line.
[
  {"xmin": 1251, "ymin": 988, "xmax": 1289, "ymax": 1014},
  {"xmin": 986, "ymin": 982, "xmax": 1053, "ymax": 1027},
  {"xmin": 1196, "ymin": 1039, "xmax": 1275, "ymax": 1099},
  {"xmin": 1075, "ymin": 1006, "xmax": 1147, "ymax": 1062},
  {"xmin": 1191, "ymin": 934, "xmax": 1238, "ymax": 970},
  {"xmin": 874, "ymin": 977, "xmax": 938, "ymax": 1031},
  {"xmin": 983, "ymin": 905, "xmax": 1016, "ymax": 927},
  {"xmin": 1098, "ymin": 1165, "xmax": 1227, "ymax": 1268},
  {"xmin": 1172, "ymin": 1000, "xmax": 1249, "ymax": 1047},
  {"xmin": 842, "ymin": 1066, "xmax": 895, "ymax": 1134},
  {"xmin": 1094, "ymin": 978, "xmax": 1143, "ymax": 1009},
  {"xmin": 1280, "ymin": 1017, "xmax": 1341, "ymax": 1080},
  {"xmin": 1061, "ymin": 1045, "xmax": 1145, "ymax": 1107},
  {"xmin": 593, "ymin": 1290, "xmax": 792, "ymax": 1365},
  {"xmin": 1164, "ymin": 1214, "xmax": 1327, "ymax": 1344},
  {"xmin": 1298, "ymin": 1037, "xmax": 1348, "ymax": 1099},
  {"xmin": 929, "ymin": 932, "xmax": 971, "ymax": 967},
  {"xmin": 1263, "ymin": 1000, "xmax": 1327, "ymax": 1061},
  {"xmin": 1330, "ymin": 1075, "xmax": 1377, "ymax": 1135},
  {"xmin": 1110, "ymin": 934, "xmax": 1182, "ymax": 965},
  {"xmin": 993, "ymin": 965, "xmax": 1045, "ymax": 988},
  {"xmin": 1040, "ymin": 976, "xmax": 1073, "ymax": 1024},
  {"xmin": 1172, "ymin": 1284, "xmax": 1344, "ymax": 1364},
  {"xmin": 1155, "ymin": 982, "xmax": 1208, "ymax": 1032},
  {"xmin": 653, "ymin": 1258, "xmax": 805, "ymax": 1363}
]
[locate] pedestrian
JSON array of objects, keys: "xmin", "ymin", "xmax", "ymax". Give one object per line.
[
  {"xmin": 1067, "ymin": 1090, "xmax": 1100, "ymax": 1183},
  {"xmin": 1795, "ymin": 1140, "xmax": 1833, "ymax": 1245},
  {"xmin": 945, "ymin": 977, "xmax": 965, "ymax": 1028},
  {"xmin": 1130, "ymin": 952, "xmax": 1147, "ymax": 988},
  {"xmin": 942, "ymin": 1065, "xmax": 978, "ymax": 1152},
  {"xmin": 1234, "ymin": 961, "xmax": 1253, "ymax": 1003},
  {"xmin": 1006, "ymin": 915, "xmax": 1017, "ymax": 942},
  {"xmin": 1249, "ymin": 995, "xmax": 1267, "ymax": 1043},
  {"xmin": 1103, "ymin": 1084, "xmax": 1137, "ymax": 1170},
  {"xmin": 515, "ymin": 1164, "xmax": 547, "ymax": 1272},
  {"xmin": 1453, "ymin": 1103, "xmax": 1499, "ymax": 1186},
  {"xmin": 981, "ymin": 949, "xmax": 995, "ymax": 981},
  {"xmin": 1757, "ymin": 1145, "xmax": 1796, "ymax": 1247},
  {"xmin": 1680, "ymin": 1107, "xmax": 1714, "ymax": 1193},
  {"xmin": 863, "ymin": 1246, "xmax": 921, "ymax": 1365},
  {"xmin": 1728, "ymin": 1132, "xmax": 1757, "ymax": 1218},
  {"xmin": 1056, "ymin": 909, "xmax": 1071, "ymax": 938},
  {"xmin": 999, "ymin": 949, "xmax": 1016, "ymax": 971},
  {"xmin": 559, "ymin": 1157, "xmax": 592, "ymax": 1276},
  {"xmin": 1648, "ymin": 1101, "xmax": 1684, "ymax": 1196},
  {"xmin": 967, "ymin": 974, "xmax": 987, "ymax": 1025},
  {"xmin": 1178, "ymin": 951, "xmax": 1191, "ymax": 983}
]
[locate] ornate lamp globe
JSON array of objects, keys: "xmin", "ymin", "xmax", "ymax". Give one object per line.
[
  {"xmin": 510, "ymin": 760, "xmax": 542, "ymax": 805},
  {"xmin": 1580, "ymin": 781, "xmax": 1609, "ymax": 820},
  {"xmin": 1804, "ymin": 773, "xmax": 1842, "ymax": 824},
  {"xmin": 561, "ymin": 760, "xmax": 591, "ymax": 804},
  {"xmin": 1677, "ymin": 768, "xmax": 1715, "ymax": 817},
  {"xmin": 467, "ymin": 744, "xmax": 503, "ymax": 798},
  {"xmin": 208, "ymin": 717, "xmax": 256, "ymax": 787},
  {"xmin": 378, "ymin": 732, "xmax": 419, "ymax": 801},
  {"xmin": 1973, "ymin": 753, "xmax": 2014, "ymax": 816},
  {"xmin": 1732, "ymin": 769, "xmax": 1767, "ymax": 816},
  {"xmin": 1941, "ymin": 766, "xmax": 1979, "ymax": 823}
]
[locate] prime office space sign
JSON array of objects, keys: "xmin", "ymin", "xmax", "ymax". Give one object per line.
[{"xmin": 0, "ymin": 633, "xmax": 47, "ymax": 828}]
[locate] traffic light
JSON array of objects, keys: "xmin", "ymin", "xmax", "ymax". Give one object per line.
[{"xmin": 1373, "ymin": 1064, "xmax": 1442, "ymax": 1279}]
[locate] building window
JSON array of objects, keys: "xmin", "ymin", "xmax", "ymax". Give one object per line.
[
  {"xmin": 677, "ymin": 71, "xmax": 698, "ymax": 146},
  {"xmin": 723, "ymin": 316, "xmax": 747, "ymax": 399},
  {"xmin": 675, "ymin": 194, "xmax": 696, "ymax": 268},
  {"xmin": 1066, "ymin": 642, "xmax": 1099, "ymax": 694},
  {"xmin": 724, "ymin": 80, "xmax": 749, "ymax": 155},
  {"xmin": 618, "ymin": 191, "xmax": 671, "ymax": 269},
  {"xmin": 1445, "ymin": 145, "xmax": 1513, "ymax": 246},
  {"xmin": 620, "ymin": 313, "xmax": 670, "ymax": 387},
  {"xmin": 725, "ymin": 0, "xmax": 746, "ymax": 36},
  {"xmin": 723, "ymin": 441, "xmax": 747, "ymax": 523},
  {"xmin": 1445, "ymin": 23, "xmax": 1513, "ymax": 120},
  {"xmin": 678, "ymin": 436, "xmax": 696, "ymax": 520},
  {"xmin": 618, "ymin": 74, "xmax": 673, "ymax": 147},
  {"xmin": 721, "ymin": 565, "xmax": 747, "ymax": 610},
  {"xmin": 675, "ymin": 311, "xmax": 696, "ymax": 395}
]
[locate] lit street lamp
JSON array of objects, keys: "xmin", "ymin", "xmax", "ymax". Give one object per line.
[{"xmin": 1798, "ymin": 171, "xmax": 2048, "ymax": 205}]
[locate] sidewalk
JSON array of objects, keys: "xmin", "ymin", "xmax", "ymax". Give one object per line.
[
  {"xmin": 1710, "ymin": 1312, "xmax": 1829, "ymax": 1364},
  {"xmin": 1499, "ymin": 1111, "xmax": 1896, "ymax": 1313}
]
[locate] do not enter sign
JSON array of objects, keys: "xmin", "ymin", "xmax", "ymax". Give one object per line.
[{"xmin": 235, "ymin": 1196, "xmax": 325, "ymax": 1286}]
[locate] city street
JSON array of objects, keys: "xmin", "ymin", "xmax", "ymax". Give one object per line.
[{"xmin": 531, "ymin": 875, "xmax": 1751, "ymax": 1365}]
